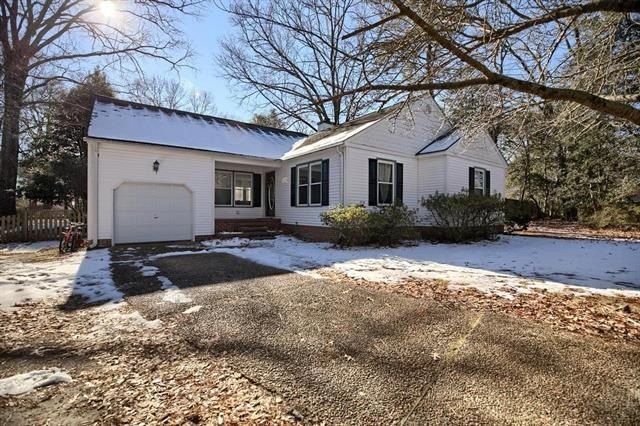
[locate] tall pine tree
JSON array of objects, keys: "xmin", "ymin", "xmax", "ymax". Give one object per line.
[{"xmin": 20, "ymin": 70, "xmax": 113, "ymax": 211}]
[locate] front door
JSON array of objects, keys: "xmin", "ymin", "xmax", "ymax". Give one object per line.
[{"xmin": 265, "ymin": 171, "xmax": 276, "ymax": 217}]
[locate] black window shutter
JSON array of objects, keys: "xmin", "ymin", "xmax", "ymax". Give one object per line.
[
  {"xmin": 252, "ymin": 173, "xmax": 261, "ymax": 207},
  {"xmin": 290, "ymin": 167, "xmax": 297, "ymax": 206},
  {"xmin": 321, "ymin": 159, "xmax": 330, "ymax": 206},
  {"xmin": 368, "ymin": 159, "xmax": 378, "ymax": 206},
  {"xmin": 395, "ymin": 162, "xmax": 403, "ymax": 204},
  {"xmin": 468, "ymin": 167, "xmax": 475, "ymax": 194},
  {"xmin": 484, "ymin": 170, "xmax": 491, "ymax": 196}
]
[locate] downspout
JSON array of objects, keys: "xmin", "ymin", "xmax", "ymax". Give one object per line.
[{"xmin": 336, "ymin": 145, "xmax": 345, "ymax": 204}]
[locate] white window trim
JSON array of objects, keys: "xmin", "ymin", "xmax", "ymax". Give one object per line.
[
  {"xmin": 474, "ymin": 168, "xmax": 486, "ymax": 196},
  {"xmin": 309, "ymin": 161, "xmax": 322, "ymax": 206},
  {"xmin": 214, "ymin": 170, "xmax": 233, "ymax": 207},
  {"xmin": 233, "ymin": 171, "xmax": 253, "ymax": 208},
  {"xmin": 377, "ymin": 159, "xmax": 395, "ymax": 206},
  {"xmin": 215, "ymin": 170, "xmax": 253, "ymax": 207},
  {"xmin": 296, "ymin": 161, "xmax": 323, "ymax": 207}
]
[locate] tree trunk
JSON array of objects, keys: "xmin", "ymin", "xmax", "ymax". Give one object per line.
[{"xmin": 0, "ymin": 59, "xmax": 28, "ymax": 215}]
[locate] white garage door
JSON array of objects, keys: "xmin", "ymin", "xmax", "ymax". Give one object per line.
[{"xmin": 114, "ymin": 183, "xmax": 192, "ymax": 244}]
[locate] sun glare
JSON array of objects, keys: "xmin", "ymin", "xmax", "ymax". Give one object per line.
[{"xmin": 99, "ymin": 0, "xmax": 116, "ymax": 18}]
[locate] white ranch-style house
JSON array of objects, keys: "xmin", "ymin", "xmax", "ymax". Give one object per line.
[{"xmin": 85, "ymin": 96, "xmax": 507, "ymax": 246}]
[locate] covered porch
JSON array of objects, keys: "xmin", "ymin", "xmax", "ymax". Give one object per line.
[{"xmin": 213, "ymin": 160, "xmax": 282, "ymax": 238}]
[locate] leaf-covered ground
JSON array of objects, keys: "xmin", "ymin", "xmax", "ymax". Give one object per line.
[
  {"xmin": 0, "ymin": 301, "xmax": 297, "ymax": 425},
  {"xmin": 318, "ymin": 269, "xmax": 640, "ymax": 342}
]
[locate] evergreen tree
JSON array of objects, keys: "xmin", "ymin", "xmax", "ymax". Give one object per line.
[
  {"xmin": 251, "ymin": 109, "xmax": 285, "ymax": 129},
  {"xmin": 20, "ymin": 70, "xmax": 114, "ymax": 211}
]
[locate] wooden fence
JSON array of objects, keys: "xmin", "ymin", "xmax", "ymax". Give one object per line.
[{"xmin": 0, "ymin": 209, "xmax": 86, "ymax": 243}]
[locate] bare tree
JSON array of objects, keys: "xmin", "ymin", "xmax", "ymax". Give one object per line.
[
  {"xmin": 216, "ymin": 0, "xmax": 398, "ymax": 130},
  {"xmin": 127, "ymin": 75, "xmax": 217, "ymax": 115},
  {"xmin": 186, "ymin": 90, "xmax": 217, "ymax": 115},
  {"xmin": 340, "ymin": 0, "xmax": 640, "ymax": 126},
  {"xmin": 0, "ymin": 0, "xmax": 202, "ymax": 215}
]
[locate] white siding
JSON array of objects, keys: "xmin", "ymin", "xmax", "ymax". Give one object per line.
[
  {"xmin": 446, "ymin": 130, "xmax": 506, "ymax": 195},
  {"xmin": 276, "ymin": 148, "xmax": 342, "ymax": 226},
  {"xmin": 347, "ymin": 98, "xmax": 450, "ymax": 157},
  {"xmin": 416, "ymin": 155, "xmax": 447, "ymax": 224},
  {"xmin": 344, "ymin": 146, "xmax": 419, "ymax": 211},
  {"xmin": 446, "ymin": 155, "xmax": 506, "ymax": 195},
  {"xmin": 214, "ymin": 162, "xmax": 270, "ymax": 219},
  {"xmin": 92, "ymin": 141, "xmax": 215, "ymax": 242},
  {"xmin": 87, "ymin": 140, "xmax": 99, "ymax": 244}
]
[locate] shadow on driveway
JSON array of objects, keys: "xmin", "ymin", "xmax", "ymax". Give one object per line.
[
  {"xmin": 57, "ymin": 242, "xmax": 289, "ymax": 311},
  {"xmin": 121, "ymin": 250, "xmax": 640, "ymax": 424}
]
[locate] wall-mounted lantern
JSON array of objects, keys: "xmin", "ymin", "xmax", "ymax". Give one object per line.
[{"xmin": 153, "ymin": 160, "xmax": 160, "ymax": 174}]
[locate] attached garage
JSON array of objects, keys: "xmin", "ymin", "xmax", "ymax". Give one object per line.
[{"xmin": 114, "ymin": 183, "xmax": 193, "ymax": 244}]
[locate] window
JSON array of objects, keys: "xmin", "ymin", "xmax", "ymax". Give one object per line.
[
  {"xmin": 215, "ymin": 170, "xmax": 253, "ymax": 207},
  {"xmin": 234, "ymin": 172, "xmax": 253, "ymax": 206},
  {"xmin": 474, "ymin": 168, "xmax": 485, "ymax": 195},
  {"xmin": 215, "ymin": 171, "xmax": 232, "ymax": 206},
  {"xmin": 310, "ymin": 162, "xmax": 322, "ymax": 205},
  {"xmin": 297, "ymin": 161, "xmax": 323, "ymax": 206},
  {"xmin": 377, "ymin": 160, "xmax": 394, "ymax": 205},
  {"xmin": 297, "ymin": 164, "xmax": 309, "ymax": 205}
]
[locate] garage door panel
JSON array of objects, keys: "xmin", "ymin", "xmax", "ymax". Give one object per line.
[{"xmin": 115, "ymin": 183, "xmax": 192, "ymax": 244}]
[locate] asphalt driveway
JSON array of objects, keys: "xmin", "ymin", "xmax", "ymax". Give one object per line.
[{"xmin": 111, "ymin": 246, "xmax": 640, "ymax": 424}]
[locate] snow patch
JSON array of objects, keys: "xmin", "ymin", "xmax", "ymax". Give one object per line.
[
  {"xmin": 210, "ymin": 235, "xmax": 640, "ymax": 299},
  {"xmin": 0, "ymin": 249, "xmax": 122, "ymax": 311},
  {"xmin": 96, "ymin": 310, "xmax": 163, "ymax": 331},
  {"xmin": 0, "ymin": 368, "xmax": 72, "ymax": 396},
  {"xmin": 148, "ymin": 250, "xmax": 210, "ymax": 260},
  {"xmin": 137, "ymin": 263, "xmax": 160, "ymax": 277},
  {"xmin": 0, "ymin": 240, "xmax": 59, "ymax": 253},
  {"xmin": 183, "ymin": 305, "xmax": 202, "ymax": 314},
  {"xmin": 71, "ymin": 249, "xmax": 123, "ymax": 305},
  {"xmin": 157, "ymin": 276, "xmax": 192, "ymax": 304},
  {"xmin": 201, "ymin": 237, "xmax": 251, "ymax": 249}
]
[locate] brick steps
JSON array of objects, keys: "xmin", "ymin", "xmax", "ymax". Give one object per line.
[{"xmin": 215, "ymin": 218, "xmax": 283, "ymax": 240}]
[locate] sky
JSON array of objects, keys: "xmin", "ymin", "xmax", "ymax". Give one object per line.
[{"xmin": 145, "ymin": 7, "xmax": 250, "ymax": 120}]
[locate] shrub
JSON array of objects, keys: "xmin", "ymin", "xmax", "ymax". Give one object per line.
[
  {"xmin": 369, "ymin": 203, "xmax": 418, "ymax": 245},
  {"xmin": 320, "ymin": 204, "xmax": 373, "ymax": 246},
  {"xmin": 581, "ymin": 204, "xmax": 640, "ymax": 229},
  {"xmin": 320, "ymin": 203, "xmax": 418, "ymax": 247},
  {"xmin": 503, "ymin": 198, "xmax": 538, "ymax": 231},
  {"xmin": 421, "ymin": 192, "xmax": 504, "ymax": 242}
]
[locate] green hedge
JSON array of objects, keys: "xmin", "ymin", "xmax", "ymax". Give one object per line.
[
  {"xmin": 421, "ymin": 192, "xmax": 504, "ymax": 242},
  {"xmin": 320, "ymin": 203, "xmax": 417, "ymax": 247}
]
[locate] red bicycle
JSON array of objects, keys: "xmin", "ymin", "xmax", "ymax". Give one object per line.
[{"xmin": 59, "ymin": 221, "xmax": 85, "ymax": 254}]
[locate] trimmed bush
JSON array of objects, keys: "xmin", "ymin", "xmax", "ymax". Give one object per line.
[
  {"xmin": 320, "ymin": 203, "xmax": 417, "ymax": 247},
  {"xmin": 504, "ymin": 198, "xmax": 538, "ymax": 231},
  {"xmin": 320, "ymin": 204, "xmax": 372, "ymax": 247},
  {"xmin": 369, "ymin": 203, "xmax": 418, "ymax": 245},
  {"xmin": 422, "ymin": 192, "xmax": 504, "ymax": 242}
]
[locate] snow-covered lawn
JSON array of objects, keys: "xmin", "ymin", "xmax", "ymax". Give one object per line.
[
  {"xmin": 203, "ymin": 235, "xmax": 640, "ymax": 299},
  {"xmin": 0, "ymin": 240, "xmax": 59, "ymax": 254},
  {"xmin": 0, "ymin": 243, "xmax": 122, "ymax": 311}
]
